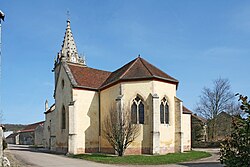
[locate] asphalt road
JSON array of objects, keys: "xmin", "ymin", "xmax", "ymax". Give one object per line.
[
  {"xmin": 6, "ymin": 145, "xmax": 224, "ymax": 167},
  {"xmin": 6, "ymin": 145, "xmax": 116, "ymax": 167}
]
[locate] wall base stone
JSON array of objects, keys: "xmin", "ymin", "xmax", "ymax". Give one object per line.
[
  {"xmin": 84, "ymin": 147, "xmax": 99, "ymax": 153},
  {"xmin": 183, "ymin": 145, "xmax": 191, "ymax": 151},
  {"xmin": 159, "ymin": 146, "xmax": 175, "ymax": 154}
]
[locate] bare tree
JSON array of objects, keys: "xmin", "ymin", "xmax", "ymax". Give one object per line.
[
  {"xmin": 196, "ymin": 78, "xmax": 235, "ymax": 119},
  {"xmin": 103, "ymin": 107, "xmax": 140, "ymax": 156},
  {"xmin": 195, "ymin": 78, "xmax": 235, "ymax": 141},
  {"xmin": 227, "ymin": 102, "xmax": 242, "ymax": 116}
]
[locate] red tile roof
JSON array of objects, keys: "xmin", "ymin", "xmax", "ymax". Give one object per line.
[
  {"xmin": 67, "ymin": 57, "xmax": 178, "ymax": 90},
  {"xmin": 101, "ymin": 57, "xmax": 178, "ymax": 89},
  {"xmin": 183, "ymin": 106, "xmax": 192, "ymax": 114},
  {"xmin": 20, "ymin": 121, "xmax": 44, "ymax": 133},
  {"xmin": 68, "ymin": 64, "xmax": 111, "ymax": 90}
]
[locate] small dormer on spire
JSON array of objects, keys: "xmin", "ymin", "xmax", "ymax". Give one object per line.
[{"xmin": 56, "ymin": 19, "xmax": 86, "ymax": 66}]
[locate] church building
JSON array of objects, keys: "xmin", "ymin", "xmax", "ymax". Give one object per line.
[{"xmin": 43, "ymin": 19, "xmax": 192, "ymax": 155}]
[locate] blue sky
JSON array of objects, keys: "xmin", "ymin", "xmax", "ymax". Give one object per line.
[{"xmin": 1, "ymin": 0, "xmax": 250, "ymax": 124}]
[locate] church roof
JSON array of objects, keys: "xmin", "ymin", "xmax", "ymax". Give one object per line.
[
  {"xmin": 66, "ymin": 56, "xmax": 178, "ymax": 90},
  {"xmin": 101, "ymin": 56, "xmax": 178, "ymax": 89},
  {"xmin": 183, "ymin": 106, "xmax": 192, "ymax": 114},
  {"xmin": 68, "ymin": 63, "xmax": 111, "ymax": 90}
]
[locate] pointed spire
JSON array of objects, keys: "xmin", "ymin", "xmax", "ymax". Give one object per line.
[{"xmin": 56, "ymin": 19, "xmax": 86, "ymax": 65}]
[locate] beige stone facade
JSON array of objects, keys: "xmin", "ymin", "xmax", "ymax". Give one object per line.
[{"xmin": 43, "ymin": 20, "xmax": 192, "ymax": 155}]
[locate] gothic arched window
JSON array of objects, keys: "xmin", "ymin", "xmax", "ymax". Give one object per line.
[
  {"xmin": 61, "ymin": 106, "xmax": 66, "ymax": 129},
  {"xmin": 131, "ymin": 102, "xmax": 137, "ymax": 124},
  {"xmin": 160, "ymin": 97, "xmax": 169, "ymax": 124},
  {"xmin": 131, "ymin": 96, "xmax": 144, "ymax": 124}
]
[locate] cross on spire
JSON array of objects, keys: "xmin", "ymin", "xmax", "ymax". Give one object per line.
[{"xmin": 66, "ymin": 10, "xmax": 70, "ymax": 21}]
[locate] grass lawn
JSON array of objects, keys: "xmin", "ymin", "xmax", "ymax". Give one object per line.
[{"xmin": 70, "ymin": 151, "xmax": 211, "ymax": 165}]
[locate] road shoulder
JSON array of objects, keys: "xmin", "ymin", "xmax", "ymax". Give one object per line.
[{"xmin": 4, "ymin": 149, "xmax": 27, "ymax": 167}]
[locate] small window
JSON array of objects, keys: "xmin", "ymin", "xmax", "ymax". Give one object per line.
[
  {"xmin": 62, "ymin": 79, "xmax": 65, "ymax": 89},
  {"xmin": 61, "ymin": 106, "xmax": 66, "ymax": 129},
  {"xmin": 131, "ymin": 95, "xmax": 144, "ymax": 124},
  {"xmin": 160, "ymin": 97, "xmax": 169, "ymax": 124}
]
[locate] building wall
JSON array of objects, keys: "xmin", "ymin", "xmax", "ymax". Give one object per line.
[
  {"xmin": 182, "ymin": 113, "xmax": 191, "ymax": 151},
  {"xmin": 16, "ymin": 135, "xmax": 20, "ymax": 145},
  {"xmin": 100, "ymin": 84, "xmax": 120, "ymax": 154},
  {"xmin": 71, "ymin": 89, "xmax": 99, "ymax": 154},
  {"xmin": 153, "ymin": 81, "xmax": 177, "ymax": 154},
  {"xmin": 6, "ymin": 134, "xmax": 19, "ymax": 145},
  {"xmin": 19, "ymin": 132, "xmax": 34, "ymax": 145},
  {"xmin": 100, "ymin": 80, "xmax": 180, "ymax": 154},
  {"xmin": 6, "ymin": 138, "xmax": 14, "ymax": 144},
  {"xmin": 35, "ymin": 125, "xmax": 44, "ymax": 146},
  {"xmin": 54, "ymin": 64, "xmax": 73, "ymax": 153},
  {"xmin": 207, "ymin": 112, "xmax": 232, "ymax": 141},
  {"xmin": 43, "ymin": 112, "xmax": 51, "ymax": 149},
  {"xmin": 122, "ymin": 80, "xmax": 154, "ymax": 154},
  {"xmin": 43, "ymin": 109, "xmax": 56, "ymax": 150}
]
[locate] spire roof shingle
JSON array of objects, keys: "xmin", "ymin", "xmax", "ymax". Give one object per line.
[{"xmin": 56, "ymin": 20, "xmax": 85, "ymax": 65}]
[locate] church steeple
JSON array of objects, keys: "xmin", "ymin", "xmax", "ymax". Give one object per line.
[{"xmin": 55, "ymin": 19, "xmax": 86, "ymax": 65}]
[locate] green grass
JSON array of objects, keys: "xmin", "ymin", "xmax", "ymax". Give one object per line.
[{"xmin": 70, "ymin": 151, "xmax": 211, "ymax": 165}]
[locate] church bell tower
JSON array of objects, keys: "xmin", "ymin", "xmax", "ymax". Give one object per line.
[
  {"xmin": 53, "ymin": 19, "xmax": 86, "ymax": 97},
  {"xmin": 55, "ymin": 19, "xmax": 86, "ymax": 65}
]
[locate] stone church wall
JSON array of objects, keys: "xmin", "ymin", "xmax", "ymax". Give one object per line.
[
  {"xmin": 43, "ymin": 108, "xmax": 56, "ymax": 151},
  {"xmin": 182, "ymin": 113, "xmax": 191, "ymax": 151},
  {"xmin": 54, "ymin": 64, "xmax": 73, "ymax": 153},
  {"xmin": 153, "ymin": 81, "xmax": 177, "ymax": 154},
  {"xmin": 34, "ymin": 125, "xmax": 44, "ymax": 146},
  {"xmin": 100, "ymin": 84, "xmax": 121, "ymax": 154},
  {"xmin": 99, "ymin": 80, "xmax": 183, "ymax": 155},
  {"xmin": 72, "ymin": 89, "xmax": 100, "ymax": 154},
  {"xmin": 122, "ymin": 80, "xmax": 153, "ymax": 154}
]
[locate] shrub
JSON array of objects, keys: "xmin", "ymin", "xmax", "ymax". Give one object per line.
[{"xmin": 220, "ymin": 94, "xmax": 250, "ymax": 167}]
